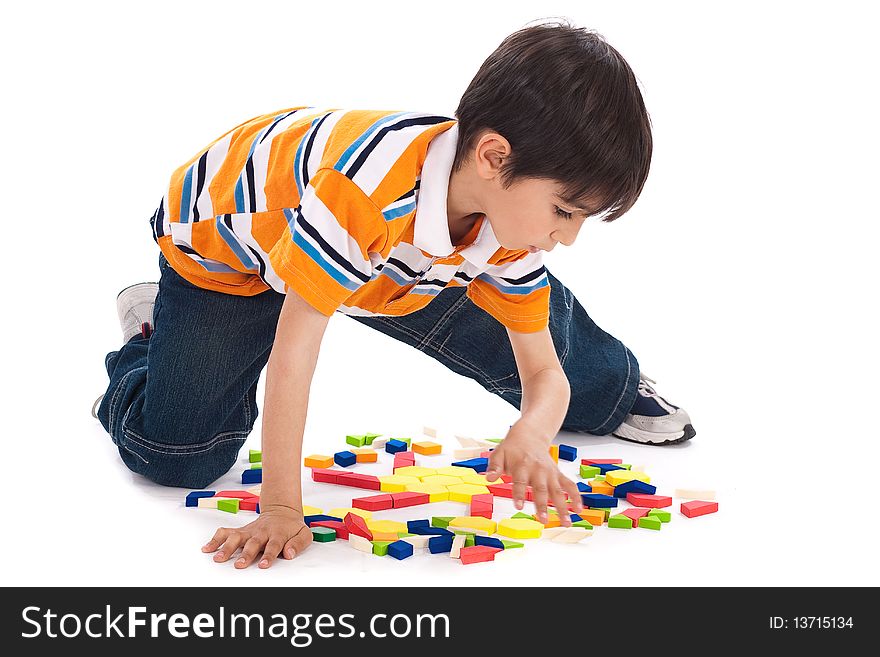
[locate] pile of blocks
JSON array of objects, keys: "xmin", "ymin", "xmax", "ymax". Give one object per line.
[{"xmin": 186, "ymin": 426, "xmax": 718, "ymax": 564}]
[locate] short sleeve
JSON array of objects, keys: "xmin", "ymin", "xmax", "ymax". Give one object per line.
[
  {"xmin": 268, "ymin": 168, "xmax": 387, "ymax": 315},
  {"xmin": 466, "ymin": 251, "xmax": 551, "ymax": 333}
]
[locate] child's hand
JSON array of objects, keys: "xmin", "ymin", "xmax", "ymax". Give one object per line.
[
  {"xmin": 485, "ymin": 421, "xmax": 583, "ymax": 525},
  {"xmin": 201, "ymin": 504, "xmax": 312, "ymax": 569}
]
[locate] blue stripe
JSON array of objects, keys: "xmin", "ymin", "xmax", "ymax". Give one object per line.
[
  {"xmin": 379, "ymin": 267, "xmax": 414, "ymax": 287},
  {"xmin": 234, "ymin": 177, "xmax": 245, "ymax": 213},
  {"xmin": 294, "ymin": 118, "xmax": 320, "ymax": 198},
  {"xmin": 476, "ymin": 273, "xmax": 549, "ymax": 295},
  {"xmin": 193, "ymin": 258, "xmax": 241, "ymax": 274},
  {"xmin": 382, "ymin": 200, "xmax": 416, "ymax": 221},
  {"xmin": 215, "ymin": 216, "xmax": 258, "ymax": 271},
  {"xmin": 179, "ymin": 165, "xmax": 194, "ymax": 224},
  {"xmin": 333, "ymin": 113, "xmax": 406, "ymax": 173},
  {"xmin": 291, "ymin": 231, "xmax": 360, "ymax": 291}
]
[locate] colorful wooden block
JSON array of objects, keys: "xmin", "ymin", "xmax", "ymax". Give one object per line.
[
  {"xmin": 239, "ymin": 498, "xmax": 260, "ymax": 512},
  {"xmin": 303, "ymin": 453, "xmax": 334, "ymax": 468},
  {"xmin": 363, "ymin": 433, "xmax": 382, "ymax": 445},
  {"xmin": 500, "ymin": 540, "xmax": 524, "ymax": 549},
  {"xmin": 621, "ymin": 507, "xmax": 650, "ymax": 527},
  {"xmin": 582, "ymin": 458, "xmax": 623, "ymax": 465},
  {"xmin": 413, "ymin": 441, "xmax": 442, "ymax": 455},
  {"xmin": 571, "ymin": 520, "xmax": 593, "ymax": 530},
  {"xmin": 248, "ymin": 449, "xmax": 262, "ymax": 463},
  {"xmin": 420, "ymin": 474, "xmax": 464, "ymax": 486},
  {"xmin": 351, "ymin": 448, "xmax": 378, "ymax": 463},
  {"xmin": 371, "ymin": 541, "xmax": 392, "ymax": 556},
  {"xmin": 241, "ymin": 468, "xmax": 262, "ymax": 485},
  {"xmin": 249, "ymin": 463, "xmax": 262, "ymax": 469},
  {"xmin": 588, "ymin": 480, "xmax": 615, "ymax": 496},
  {"xmin": 675, "ymin": 488, "xmax": 717, "ymax": 500},
  {"xmin": 197, "ymin": 496, "xmax": 232, "ymax": 509},
  {"xmin": 345, "ymin": 434, "xmax": 367, "ymax": 448},
  {"xmin": 303, "ymin": 514, "xmax": 343, "ymax": 526},
  {"xmin": 435, "ymin": 466, "xmax": 475, "ymax": 478},
  {"xmin": 579, "ymin": 465, "xmax": 601, "ymax": 479},
  {"xmin": 455, "ymin": 435, "xmax": 480, "ymax": 448},
  {"xmin": 450, "ymin": 535, "xmax": 467, "ymax": 558},
  {"xmin": 681, "ymin": 500, "xmax": 719, "ymax": 518},
  {"xmin": 371, "ymin": 437, "xmax": 389, "ymax": 450},
  {"xmin": 613, "ymin": 479, "xmax": 658, "ymax": 498},
  {"xmin": 548, "ymin": 444, "xmax": 559, "ymax": 463},
  {"xmin": 334, "ymin": 450, "xmax": 356, "ymax": 467},
  {"xmin": 391, "ymin": 491, "xmax": 431, "ymax": 508},
  {"xmin": 551, "ymin": 527, "xmax": 593, "ymax": 543},
  {"xmin": 577, "ymin": 509, "xmax": 606, "ymax": 526},
  {"xmin": 428, "ymin": 535, "xmax": 455, "ymax": 554},
  {"xmin": 422, "ymin": 426, "xmax": 438, "ymax": 438},
  {"xmin": 387, "ymin": 540, "xmax": 414, "ymax": 560},
  {"xmin": 487, "ymin": 482, "xmax": 514, "ymax": 498},
  {"xmin": 404, "ymin": 483, "xmax": 450, "ymax": 502},
  {"xmin": 639, "ymin": 516, "xmax": 662, "ymax": 530},
  {"xmin": 311, "ymin": 520, "xmax": 348, "ymax": 539},
  {"xmin": 447, "ymin": 483, "xmax": 491, "ymax": 503},
  {"xmin": 378, "ymin": 475, "xmax": 421, "ymax": 492},
  {"xmin": 343, "ymin": 512, "xmax": 373, "ymax": 540},
  {"xmin": 429, "ymin": 516, "xmax": 452, "ymax": 529},
  {"xmin": 366, "ymin": 519, "xmax": 409, "ymax": 536},
  {"xmin": 393, "ymin": 466, "xmax": 437, "ymax": 478},
  {"xmin": 576, "ymin": 482, "xmax": 592, "ymax": 493},
  {"xmin": 558, "ymin": 444, "xmax": 578, "ymax": 462},
  {"xmin": 401, "ymin": 535, "xmax": 431, "ymax": 550},
  {"xmin": 605, "ymin": 470, "xmax": 651, "ymax": 487},
  {"xmin": 459, "ymin": 546, "xmax": 502, "ymax": 565},
  {"xmin": 448, "ymin": 516, "xmax": 497, "ymax": 535},
  {"xmin": 581, "ymin": 493, "xmax": 618, "ymax": 508},
  {"xmin": 648, "ymin": 509, "xmax": 672, "ymax": 523},
  {"xmin": 185, "ymin": 491, "xmax": 216, "ymax": 507},
  {"xmin": 352, "ymin": 494, "xmax": 394, "ymax": 512},
  {"xmin": 349, "ymin": 534, "xmax": 374, "ymax": 554},
  {"xmin": 335, "ymin": 472, "xmax": 382, "ymax": 490},
  {"xmin": 608, "ymin": 514, "xmax": 634, "ymax": 529},
  {"xmin": 451, "ymin": 457, "xmax": 488, "ymax": 473},
  {"xmin": 217, "ymin": 499, "xmax": 240, "ymax": 513},
  {"xmin": 329, "ymin": 507, "xmax": 371, "ymax": 521},
  {"xmin": 311, "ymin": 526, "xmax": 336, "ymax": 542},
  {"xmin": 385, "ymin": 439, "xmax": 408, "ymax": 454},
  {"xmin": 311, "ymin": 468, "xmax": 338, "ymax": 484},
  {"xmin": 453, "ymin": 447, "xmax": 484, "ymax": 460},
  {"xmin": 474, "ymin": 536, "xmax": 505, "ymax": 550},
  {"xmin": 595, "ymin": 462, "xmax": 625, "ymax": 475},
  {"xmin": 457, "ymin": 472, "xmax": 496, "ymax": 486},
  {"xmin": 496, "ymin": 518, "xmax": 543, "ymax": 539},
  {"xmin": 626, "ymin": 492, "xmax": 672, "ymax": 508}
]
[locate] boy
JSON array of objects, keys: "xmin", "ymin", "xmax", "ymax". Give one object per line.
[{"xmin": 93, "ymin": 21, "xmax": 694, "ymax": 569}]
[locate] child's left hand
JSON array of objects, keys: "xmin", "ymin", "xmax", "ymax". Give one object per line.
[{"xmin": 485, "ymin": 419, "xmax": 583, "ymax": 525}]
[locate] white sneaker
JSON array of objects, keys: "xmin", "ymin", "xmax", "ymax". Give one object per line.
[
  {"xmin": 117, "ymin": 282, "xmax": 159, "ymax": 342},
  {"xmin": 611, "ymin": 373, "xmax": 695, "ymax": 446}
]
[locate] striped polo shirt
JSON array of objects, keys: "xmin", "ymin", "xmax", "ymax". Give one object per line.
[{"xmin": 149, "ymin": 106, "xmax": 551, "ymax": 332}]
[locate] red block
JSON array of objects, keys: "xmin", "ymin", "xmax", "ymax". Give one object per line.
[
  {"xmin": 311, "ymin": 520, "xmax": 348, "ymax": 540},
  {"xmin": 459, "ymin": 545, "xmax": 502, "ymax": 565},
  {"xmin": 487, "ymin": 483, "xmax": 514, "ymax": 498},
  {"xmin": 470, "ymin": 493, "xmax": 494, "ymax": 518},
  {"xmin": 215, "ymin": 490, "xmax": 259, "ymax": 500},
  {"xmin": 581, "ymin": 458, "xmax": 623, "ymax": 465},
  {"xmin": 621, "ymin": 507, "xmax": 650, "ymax": 527},
  {"xmin": 681, "ymin": 500, "xmax": 719, "ymax": 518},
  {"xmin": 626, "ymin": 493, "xmax": 673, "ymax": 508},
  {"xmin": 471, "ymin": 493, "xmax": 493, "ymax": 507},
  {"xmin": 311, "ymin": 468, "xmax": 339, "ymax": 484},
  {"xmin": 480, "ymin": 451, "xmax": 492, "ymax": 458},
  {"xmin": 343, "ymin": 512, "xmax": 373, "ymax": 540},
  {"xmin": 525, "ymin": 487, "xmax": 535, "ymax": 502},
  {"xmin": 390, "ymin": 491, "xmax": 431, "ymax": 508},
  {"xmin": 500, "ymin": 474, "xmax": 513, "ymax": 484},
  {"xmin": 335, "ymin": 472, "xmax": 381, "ymax": 490},
  {"xmin": 239, "ymin": 497, "xmax": 260, "ymax": 512},
  {"xmin": 352, "ymin": 494, "xmax": 394, "ymax": 512}
]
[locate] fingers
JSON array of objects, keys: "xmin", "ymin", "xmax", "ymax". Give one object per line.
[
  {"xmin": 258, "ymin": 537, "xmax": 286, "ymax": 569},
  {"xmin": 511, "ymin": 464, "xmax": 530, "ymax": 510},
  {"xmin": 548, "ymin": 478, "xmax": 571, "ymax": 527},
  {"xmin": 235, "ymin": 536, "xmax": 266, "ymax": 569},
  {"xmin": 485, "ymin": 449, "xmax": 505, "ymax": 482},
  {"xmin": 560, "ymin": 473, "xmax": 584, "ymax": 516},
  {"xmin": 202, "ymin": 527, "xmax": 231, "ymax": 553},
  {"xmin": 283, "ymin": 525, "xmax": 314, "ymax": 560},
  {"xmin": 213, "ymin": 531, "xmax": 246, "ymax": 563}
]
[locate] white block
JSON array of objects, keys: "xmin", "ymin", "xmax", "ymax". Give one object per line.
[
  {"xmin": 423, "ymin": 426, "xmax": 438, "ymax": 438},
  {"xmin": 349, "ymin": 534, "xmax": 373, "ymax": 554},
  {"xmin": 674, "ymin": 488, "xmax": 716, "ymax": 500},
  {"xmin": 401, "ymin": 535, "xmax": 430, "ymax": 549},
  {"xmin": 246, "ymin": 485, "xmax": 262, "ymax": 496},
  {"xmin": 453, "ymin": 447, "xmax": 484, "ymax": 459},
  {"xmin": 541, "ymin": 527, "xmax": 568, "ymax": 540},
  {"xmin": 197, "ymin": 496, "xmax": 234, "ymax": 509},
  {"xmin": 450, "ymin": 535, "xmax": 467, "ymax": 558},
  {"xmin": 455, "ymin": 435, "xmax": 480, "ymax": 448},
  {"xmin": 551, "ymin": 528, "xmax": 593, "ymax": 544},
  {"xmin": 371, "ymin": 437, "xmax": 389, "ymax": 450}
]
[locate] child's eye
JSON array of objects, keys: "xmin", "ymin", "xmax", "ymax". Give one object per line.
[{"xmin": 554, "ymin": 206, "xmax": 573, "ymax": 220}]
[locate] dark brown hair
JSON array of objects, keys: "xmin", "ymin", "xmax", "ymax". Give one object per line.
[{"xmin": 453, "ymin": 20, "xmax": 652, "ymax": 221}]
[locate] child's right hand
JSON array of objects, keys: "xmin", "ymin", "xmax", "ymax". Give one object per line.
[{"xmin": 201, "ymin": 504, "xmax": 312, "ymax": 569}]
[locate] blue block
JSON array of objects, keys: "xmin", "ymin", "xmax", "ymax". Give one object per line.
[
  {"xmin": 428, "ymin": 535, "xmax": 455, "ymax": 554},
  {"xmin": 595, "ymin": 462, "xmax": 625, "ymax": 475},
  {"xmin": 407, "ymin": 519, "xmax": 430, "ymax": 531},
  {"xmin": 558, "ymin": 444, "xmax": 578, "ymax": 462},
  {"xmin": 451, "ymin": 457, "xmax": 488, "ymax": 473},
  {"xmin": 303, "ymin": 514, "xmax": 343, "ymax": 526},
  {"xmin": 185, "ymin": 491, "xmax": 216, "ymax": 507},
  {"xmin": 242, "ymin": 468, "xmax": 262, "ymax": 484},
  {"xmin": 334, "ymin": 450, "xmax": 356, "ymax": 467},
  {"xmin": 388, "ymin": 540, "xmax": 414, "ymax": 560},
  {"xmin": 408, "ymin": 526, "xmax": 453, "ymax": 537},
  {"xmin": 569, "ymin": 514, "xmax": 582, "ymax": 522},
  {"xmin": 612, "ymin": 479, "xmax": 658, "ymax": 498},
  {"xmin": 255, "ymin": 503, "xmax": 260, "ymax": 514},
  {"xmin": 577, "ymin": 482, "xmax": 592, "ymax": 493},
  {"xmin": 385, "ymin": 439, "xmax": 408, "ymax": 454},
  {"xmin": 581, "ymin": 493, "xmax": 618, "ymax": 508},
  {"xmin": 474, "ymin": 536, "xmax": 505, "ymax": 550}
]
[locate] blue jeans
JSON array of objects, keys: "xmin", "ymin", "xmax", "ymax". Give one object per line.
[{"xmin": 97, "ymin": 253, "xmax": 640, "ymax": 489}]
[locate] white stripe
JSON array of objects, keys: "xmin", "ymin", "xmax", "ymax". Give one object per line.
[
  {"xmin": 336, "ymin": 303, "xmax": 388, "ymax": 317},
  {"xmin": 296, "ymin": 189, "xmax": 373, "ymax": 281},
  {"xmin": 483, "ymin": 250, "xmax": 545, "ymax": 281},
  {"xmin": 250, "ymin": 109, "xmax": 314, "ymax": 212},
  {"xmin": 305, "ymin": 109, "xmax": 347, "ymax": 183},
  {"xmin": 225, "ymin": 213, "xmax": 287, "ymax": 292},
  {"xmin": 194, "ymin": 134, "xmax": 232, "ymax": 221}
]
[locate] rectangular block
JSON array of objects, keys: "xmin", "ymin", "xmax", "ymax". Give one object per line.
[
  {"xmin": 558, "ymin": 444, "xmax": 578, "ymax": 462},
  {"xmin": 334, "ymin": 450, "xmax": 357, "ymax": 467},
  {"xmin": 413, "ymin": 441, "xmax": 442, "ymax": 455},
  {"xmin": 352, "ymin": 448, "xmax": 378, "ymax": 463},
  {"xmin": 391, "ymin": 491, "xmax": 431, "ymax": 508},
  {"xmin": 459, "ymin": 546, "xmax": 502, "ymax": 565},
  {"xmin": 312, "ymin": 520, "xmax": 348, "ymax": 540},
  {"xmin": 311, "ymin": 468, "xmax": 338, "ymax": 484},
  {"xmin": 428, "ymin": 535, "xmax": 455, "ymax": 554},
  {"xmin": 387, "ymin": 540, "xmax": 414, "ymax": 560},
  {"xmin": 626, "ymin": 493, "xmax": 672, "ymax": 508},
  {"xmin": 239, "ymin": 497, "xmax": 260, "ymax": 512},
  {"xmin": 487, "ymin": 482, "xmax": 514, "ymax": 498},
  {"xmin": 450, "ymin": 535, "xmax": 467, "ymax": 558},
  {"xmin": 581, "ymin": 458, "xmax": 623, "ymax": 465},
  {"xmin": 681, "ymin": 500, "xmax": 719, "ymax": 518},
  {"xmin": 581, "ymin": 493, "xmax": 618, "ymax": 508},
  {"xmin": 675, "ymin": 488, "xmax": 717, "ymax": 500},
  {"xmin": 371, "ymin": 437, "xmax": 389, "ymax": 450},
  {"xmin": 241, "ymin": 469, "xmax": 262, "ymax": 485},
  {"xmin": 352, "ymin": 494, "xmax": 394, "ymax": 512},
  {"xmin": 385, "ymin": 439, "xmax": 408, "ymax": 454},
  {"xmin": 303, "ymin": 454, "xmax": 333, "ymax": 469},
  {"xmin": 335, "ymin": 472, "xmax": 382, "ymax": 490},
  {"xmin": 451, "ymin": 457, "xmax": 488, "ymax": 473},
  {"xmin": 185, "ymin": 491, "xmax": 216, "ymax": 507},
  {"xmin": 422, "ymin": 426, "xmax": 438, "ymax": 438}
]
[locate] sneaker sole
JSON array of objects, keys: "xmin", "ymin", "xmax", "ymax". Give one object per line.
[{"xmin": 611, "ymin": 423, "xmax": 696, "ymax": 446}]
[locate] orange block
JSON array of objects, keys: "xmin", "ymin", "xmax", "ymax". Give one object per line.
[
  {"xmin": 542, "ymin": 515, "xmax": 561, "ymax": 528},
  {"xmin": 352, "ymin": 448, "xmax": 378, "ymax": 463},
  {"xmin": 548, "ymin": 445, "xmax": 559, "ymax": 463},
  {"xmin": 413, "ymin": 441, "xmax": 442, "ymax": 455},
  {"xmin": 371, "ymin": 530, "xmax": 401, "ymax": 541},
  {"xmin": 589, "ymin": 480, "xmax": 615, "ymax": 496},
  {"xmin": 303, "ymin": 454, "xmax": 334, "ymax": 469},
  {"xmin": 578, "ymin": 509, "xmax": 606, "ymax": 526}
]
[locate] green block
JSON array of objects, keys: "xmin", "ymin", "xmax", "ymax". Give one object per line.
[
  {"xmin": 580, "ymin": 465, "xmax": 600, "ymax": 479},
  {"xmin": 638, "ymin": 516, "xmax": 662, "ymax": 531},
  {"xmin": 618, "ymin": 464, "xmax": 632, "ymax": 470},
  {"xmin": 248, "ymin": 449, "xmax": 261, "ymax": 463},
  {"xmin": 249, "ymin": 462, "xmax": 262, "ymax": 469},
  {"xmin": 648, "ymin": 509, "xmax": 671, "ymax": 523},
  {"xmin": 500, "ymin": 540, "xmax": 524, "ymax": 549},
  {"xmin": 363, "ymin": 433, "xmax": 382, "ymax": 445},
  {"xmin": 512, "ymin": 512, "xmax": 536, "ymax": 520},
  {"xmin": 572, "ymin": 520, "xmax": 593, "ymax": 530},
  {"xmin": 485, "ymin": 438, "xmax": 504, "ymax": 444},
  {"xmin": 431, "ymin": 516, "xmax": 454, "ymax": 529},
  {"xmin": 346, "ymin": 434, "xmax": 367, "ymax": 448},
  {"xmin": 465, "ymin": 534, "xmax": 476, "ymax": 547},
  {"xmin": 594, "ymin": 475, "xmax": 605, "ymax": 481},
  {"xmin": 608, "ymin": 514, "xmax": 633, "ymax": 529},
  {"xmin": 392, "ymin": 437, "xmax": 412, "ymax": 447},
  {"xmin": 453, "ymin": 530, "xmax": 476, "ymax": 539},
  {"xmin": 371, "ymin": 540, "xmax": 392, "ymax": 555},
  {"xmin": 397, "ymin": 532, "xmax": 415, "ymax": 538},
  {"xmin": 311, "ymin": 527, "xmax": 336, "ymax": 542},
  {"xmin": 217, "ymin": 499, "xmax": 240, "ymax": 514}
]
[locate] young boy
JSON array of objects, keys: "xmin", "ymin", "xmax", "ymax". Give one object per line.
[{"xmin": 93, "ymin": 21, "xmax": 694, "ymax": 569}]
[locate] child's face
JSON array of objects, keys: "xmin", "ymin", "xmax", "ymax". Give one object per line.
[{"xmin": 482, "ymin": 176, "xmax": 589, "ymax": 253}]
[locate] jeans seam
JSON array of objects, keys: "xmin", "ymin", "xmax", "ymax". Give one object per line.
[
  {"xmin": 121, "ymin": 421, "xmax": 249, "ymax": 454},
  {"xmin": 590, "ymin": 345, "xmax": 633, "ymax": 434},
  {"xmin": 108, "ymin": 366, "xmax": 144, "ymax": 439},
  {"xmin": 416, "ymin": 293, "xmax": 470, "ymax": 350}
]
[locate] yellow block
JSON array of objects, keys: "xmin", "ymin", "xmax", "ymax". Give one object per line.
[
  {"xmin": 447, "ymin": 483, "xmax": 491, "ymax": 503},
  {"xmin": 329, "ymin": 507, "xmax": 372, "ymax": 521},
  {"xmin": 371, "ymin": 531, "xmax": 401, "ymax": 542},
  {"xmin": 449, "ymin": 516, "xmax": 497, "ymax": 534},
  {"xmin": 420, "ymin": 474, "xmax": 465, "ymax": 486},
  {"xmin": 378, "ymin": 475, "xmax": 421, "ymax": 492},
  {"xmin": 405, "ymin": 482, "xmax": 450, "ymax": 502},
  {"xmin": 302, "ymin": 505, "xmax": 322, "ymax": 516},
  {"xmin": 605, "ymin": 470, "xmax": 651, "ymax": 486},
  {"xmin": 457, "ymin": 472, "xmax": 498, "ymax": 486},
  {"xmin": 351, "ymin": 448, "xmax": 378, "ymax": 463},
  {"xmin": 497, "ymin": 518, "xmax": 544, "ymax": 539},
  {"xmin": 589, "ymin": 480, "xmax": 615, "ymax": 496},
  {"xmin": 366, "ymin": 519, "xmax": 408, "ymax": 534},
  {"xmin": 412, "ymin": 441, "xmax": 442, "ymax": 455},
  {"xmin": 303, "ymin": 454, "xmax": 334, "ymax": 469},
  {"xmin": 394, "ymin": 466, "xmax": 438, "ymax": 479},
  {"xmin": 548, "ymin": 445, "xmax": 559, "ymax": 463},
  {"xmin": 435, "ymin": 466, "xmax": 477, "ymax": 478}
]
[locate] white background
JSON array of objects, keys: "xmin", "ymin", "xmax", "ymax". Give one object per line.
[{"xmin": 2, "ymin": 0, "xmax": 877, "ymax": 586}]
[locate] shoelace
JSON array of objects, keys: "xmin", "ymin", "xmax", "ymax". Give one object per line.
[{"xmin": 637, "ymin": 373, "xmax": 658, "ymax": 397}]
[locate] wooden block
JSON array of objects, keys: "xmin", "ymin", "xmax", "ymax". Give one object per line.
[
  {"xmin": 404, "ymin": 483, "xmax": 450, "ymax": 503},
  {"xmin": 451, "ymin": 457, "xmax": 488, "ymax": 473},
  {"xmin": 335, "ymin": 472, "xmax": 382, "ymax": 490},
  {"xmin": 400, "ymin": 534, "xmax": 431, "ymax": 550},
  {"xmin": 487, "ymin": 482, "xmax": 514, "ymax": 498},
  {"xmin": 363, "ymin": 433, "xmax": 382, "ymax": 445},
  {"xmin": 197, "ymin": 496, "xmax": 233, "ymax": 509},
  {"xmin": 457, "ymin": 472, "xmax": 497, "ymax": 486},
  {"xmin": 379, "ymin": 475, "xmax": 421, "ymax": 492},
  {"xmin": 453, "ymin": 447, "xmax": 484, "ymax": 460},
  {"xmin": 648, "ymin": 509, "xmax": 672, "ymax": 523},
  {"xmin": 588, "ymin": 480, "xmax": 615, "ymax": 496},
  {"xmin": 217, "ymin": 499, "xmax": 240, "ymax": 513},
  {"xmin": 613, "ymin": 479, "xmax": 658, "ymax": 498},
  {"xmin": 450, "ymin": 534, "xmax": 467, "ymax": 558},
  {"xmin": 349, "ymin": 533, "xmax": 374, "ymax": 554},
  {"xmin": 608, "ymin": 514, "xmax": 634, "ymax": 529},
  {"xmin": 215, "ymin": 490, "xmax": 257, "ymax": 500},
  {"xmin": 371, "ymin": 437, "xmax": 389, "ymax": 450},
  {"xmin": 329, "ymin": 507, "xmax": 372, "ymax": 521},
  {"xmin": 432, "ymin": 516, "xmax": 455, "ymax": 529},
  {"xmin": 365, "ymin": 519, "xmax": 409, "ymax": 535},
  {"xmin": 351, "ymin": 449, "xmax": 378, "ymax": 463},
  {"xmin": 551, "ymin": 527, "xmax": 593, "ymax": 544},
  {"xmin": 352, "ymin": 494, "xmax": 394, "ymax": 512},
  {"xmin": 345, "ymin": 434, "xmax": 367, "ymax": 448},
  {"xmin": 311, "ymin": 527, "xmax": 336, "ymax": 542},
  {"xmin": 558, "ymin": 444, "xmax": 578, "ymax": 462},
  {"xmin": 387, "ymin": 540, "xmax": 414, "ymax": 560},
  {"xmin": 393, "ymin": 466, "xmax": 437, "ymax": 479},
  {"xmin": 241, "ymin": 469, "xmax": 262, "ymax": 485},
  {"xmin": 542, "ymin": 527, "xmax": 568, "ymax": 539},
  {"xmin": 343, "ymin": 512, "xmax": 373, "ymax": 540},
  {"xmin": 448, "ymin": 516, "xmax": 497, "ymax": 535},
  {"xmin": 301, "ymin": 505, "xmax": 322, "ymax": 516},
  {"xmin": 371, "ymin": 541, "xmax": 392, "ymax": 556},
  {"xmin": 576, "ymin": 510, "xmax": 606, "ymax": 526},
  {"xmin": 455, "ymin": 435, "xmax": 480, "ymax": 448},
  {"xmin": 303, "ymin": 454, "xmax": 334, "ymax": 469},
  {"xmin": 246, "ymin": 485, "xmax": 262, "ymax": 496},
  {"xmin": 605, "ymin": 470, "xmax": 651, "ymax": 487},
  {"xmin": 239, "ymin": 497, "xmax": 260, "ymax": 512},
  {"xmin": 185, "ymin": 491, "xmax": 216, "ymax": 507},
  {"xmin": 496, "ymin": 518, "xmax": 543, "ymax": 539},
  {"xmin": 312, "ymin": 520, "xmax": 348, "ymax": 540},
  {"xmin": 581, "ymin": 493, "xmax": 618, "ymax": 508},
  {"xmin": 248, "ymin": 449, "xmax": 262, "ymax": 463},
  {"xmin": 435, "ymin": 466, "xmax": 475, "ymax": 478},
  {"xmin": 459, "ymin": 546, "xmax": 502, "ymax": 565},
  {"xmin": 621, "ymin": 507, "xmax": 651, "ymax": 527},
  {"xmin": 675, "ymin": 488, "xmax": 717, "ymax": 500},
  {"xmin": 391, "ymin": 491, "xmax": 431, "ymax": 508},
  {"xmin": 447, "ymin": 483, "xmax": 491, "ymax": 503},
  {"xmin": 334, "ymin": 450, "xmax": 357, "ymax": 467},
  {"xmin": 626, "ymin": 493, "xmax": 672, "ymax": 508},
  {"xmin": 581, "ymin": 458, "xmax": 623, "ymax": 465},
  {"xmin": 385, "ymin": 439, "xmax": 408, "ymax": 454},
  {"xmin": 681, "ymin": 500, "xmax": 719, "ymax": 518},
  {"xmin": 420, "ymin": 474, "xmax": 465, "ymax": 486},
  {"xmin": 311, "ymin": 468, "xmax": 339, "ymax": 484},
  {"xmin": 639, "ymin": 516, "xmax": 662, "ymax": 530},
  {"xmin": 413, "ymin": 441, "xmax": 442, "ymax": 455},
  {"xmin": 579, "ymin": 464, "xmax": 601, "ymax": 479},
  {"xmin": 422, "ymin": 426, "xmax": 438, "ymax": 438},
  {"xmin": 548, "ymin": 444, "xmax": 559, "ymax": 463}
]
